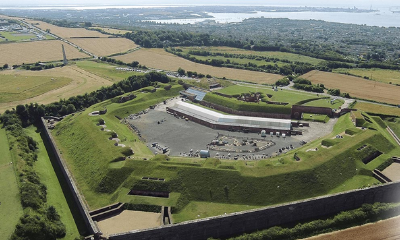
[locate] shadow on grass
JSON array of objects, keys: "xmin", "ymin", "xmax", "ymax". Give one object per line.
[{"xmin": 39, "ymin": 126, "xmax": 89, "ymax": 236}]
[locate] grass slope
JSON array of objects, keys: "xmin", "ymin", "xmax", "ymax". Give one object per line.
[
  {"xmin": 75, "ymin": 60, "xmax": 144, "ymax": 82},
  {"xmin": 0, "ymin": 75, "xmax": 72, "ymax": 103},
  {"xmin": 25, "ymin": 126, "xmax": 81, "ymax": 240},
  {"xmin": 304, "ymin": 98, "xmax": 344, "ymax": 109},
  {"xmin": 0, "ymin": 127, "xmax": 23, "ymax": 239},
  {"xmin": 354, "ymin": 102, "xmax": 400, "ymax": 117}
]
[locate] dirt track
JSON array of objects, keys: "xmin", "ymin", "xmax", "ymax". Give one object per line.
[
  {"xmin": 305, "ymin": 216, "xmax": 400, "ymax": 240},
  {"xmin": 97, "ymin": 210, "xmax": 161, "ymax": 237}
]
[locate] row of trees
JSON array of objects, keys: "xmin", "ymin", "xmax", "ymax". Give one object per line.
[
  {"xmin": 1, "ymin": 115, "xmax": 67, "ymax": 240},
  {"xmin": 1, "ymin": 72, "xmax": 171, "ymax": 127}
]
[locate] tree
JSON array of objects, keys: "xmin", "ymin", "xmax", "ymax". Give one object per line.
[
  {"xmin": 177, "ymin": 67, "xmax": 185, "ymax": 76},
  {"xmin": 66, "ymin": 104, "xmax": 76, "ymax": 114},
  {"xmin": 131, "ymin": 61, "xmax": 139, "ymax": 67},
  {"xmin": 3, "ymin": 63, "xmax": 8, "ymax": 69}
]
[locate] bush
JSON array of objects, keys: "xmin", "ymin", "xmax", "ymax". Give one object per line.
[
  {"xmin": 275, "ymin": 78, "xmax": 290, "ymax": 86},
  {"xmin": 124, "ymin": 203, "xmax": 161, "ymax": 213}
]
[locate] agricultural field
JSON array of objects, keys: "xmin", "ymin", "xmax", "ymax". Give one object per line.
[
  {"xmin": 0, "ymin": 128, "xmax": 23, "ymax": 239},
  {"xmin": 76, "ymin": 60, "xmax": 144, "ymax": 82},
  {"xmin": 68, "ymin": 38, "xmax": 138, "ymax": 57},
  {"xmin": 301, "ymin": 70, "xmax": 400, "ymax": 105},
  {"xmin": 51, "ymin": 80, "xmax": 398, "ymax": 223},
  {"xmin": 354, "ymin": 102, "xmax": 400, "ymax": 117},
  {"xmin": 115, "ymin": 48, "xmax": 282, "ymax": 84},
  {"xmin": 89, "ymin": 27, "xmax": 131, "ymax": 35},
  {"xmin": 333, "ymin": 68, "xmax": 400, "ymax": 85},
  {"xmin": 216, "ymin": 84, "xmax": 322, "ymax": 106},
  {"xmin": 26, "ymin": 20, "xmax": 110, "ymax": 38},
  {"xmin": 0, "ymin": 74, "xmax": 72, "ymax": 103},
  {"xmin": 0, "ymin": 40, "xmax": 88, "ymax": 66},
  {"xmin": 304, "ymin": 98, "xmax": 344, "ymax": 109},
  {"xmin": 25, "ymin": 126, "xmax": 81, "ymax": 240},
  {"xmin": 0, "ymin": 65, "xmax": 113, "ymax": 113},
  {"xmin": 178, "ymin": 46, "xmax": 324, "ymax": 65}
]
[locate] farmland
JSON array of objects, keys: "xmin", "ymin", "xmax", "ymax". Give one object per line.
[
  {"xmin": 115, "ymin": 48, "xmax": 283, "ymax": 84},
  {"xmin": 0, "ymin": 65, "xmax": 113, "ymax": 113},
  {"xmin": 68, "ymin": 38, "xmax": 138, "ymax": 57},
  {"xmin": 89, "ymin": 27, "xmax": 131, "ymax": 35},
  {"xmin": 0, "ymin": 40, "xmax": 88, "ymax": 66},
  {"xmin": 0, "ymin": 128, "xmax": 23, "ymax": 239},
  {"xmin": 0, "ymin": 74, "xmax": 72, "ymax": 103},
  {"xmin": 333, "ymin": 68, "xmax": 400, "ymax": 85},
  {"xmin": 177, "ymin": 46, "xmax": 324, "ymax": 65},
  {"xmin": 301, "ymin": 70, "xmax": 400, "ymax": 105}
]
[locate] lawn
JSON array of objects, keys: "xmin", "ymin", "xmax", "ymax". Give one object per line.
[
  {"xmin": 384, "ymin": 117, "xmax": 400, "ymax": 137},
  {"xmin": 24, "ymin": 126, "xmax": 81, "ymax": 239},
  {"xmin": 0, "ymin": 74, "xmax": 72, "ymax": 103},
  {"xmin": 0, "ymin": 128, "xmax": 23, "ymax": 239},
  {"xmin": 75, "ymin": 60, "xmax": 144, "ymax": 82},
  {"xmin": 177, "ymin": 46, "xmax": 324, "ymax": 65},
  {"xmin": 0, "ymin": 31, "xmax": 35, "ymax": 42},
  {"xmin": 304, "ymin": 98, "xmax": 344, "ymax": 109},
  {"xmin": 333, "ymin": 68, "xmax": 400, "ymax": 85},
  {"xmin": 354, "ymin": 102, "xmax": 400, "ymax": 117},
  {"xmin": 302, "ymin": 113, "xmax": 330, "ymax": 123},
  {"xmin": 216, "ymin": 84, "xmax": 321, "ymax": 106}
]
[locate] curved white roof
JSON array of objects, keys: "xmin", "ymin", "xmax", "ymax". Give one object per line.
[{"xmin": 171, "ymin": 101, "xmax": 291, "ymax": 130}]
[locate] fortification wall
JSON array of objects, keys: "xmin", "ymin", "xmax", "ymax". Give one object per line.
[
  {"xmin": 292, "ymin": 105, "xmax": 333, "ymax": 119},
  {"xmin": 109, "ymin": 181, "xmax": 400, "ymax": 240},
  {"xmin": 41, "ymin": 118, "xmax": 100, "ymax": 237},
  {"xmin": 200, "ymin": 101, "xmax": 292, "ymax": 119}
]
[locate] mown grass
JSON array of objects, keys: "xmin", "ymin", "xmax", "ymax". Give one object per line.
[
  {"xmin": 75, "ymin": 60, "xmax": 144, "ymax": 82},
  {"xmin": 0, "ymin": 31, "xmax": 36, "ymax": 42},
  {"xmin": 25, "ymin": 126, "xmax": 80, "ymax": 240},
  {"xmin": 302, "ymin": 113, "xmax": 330, "ymax": 123},
  {"xmin": 354, "ymin": 102, "xmax": 400, "ymax": 117},
  {"xmin": 384, "ymin": 117, "xmax": 400, "ymax": 137},
  {"xmin": 0, "ymin": 74, "xmax": 72, "ymax": 103},
  {"xmin": 217, "ymin": 84, "xmax": 321, "ymax": 106},
  {"xmin": 0, "ymin": 127, "xmax": 23, "ymax": 239},
  {"xmin": 304, "ymin": 98, "xmax": 344, "ymax": 109},
  {"xmin": 333, "ymin": 68, "xmax": 400, "ymax": 85},
  {"xmin": 178, "ymin": 46, "xmax": 324, "ymax": 65}
]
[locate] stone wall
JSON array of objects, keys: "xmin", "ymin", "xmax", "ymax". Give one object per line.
[
  {"xmin": 41, "ymin": 118, "xmax": 101, "ymax": 237},
  {"xmin": 292, "ymin": 105, "xmax": 333, "ymax": 119},
  {"xmin": 109, "ymin": 181, "xmax": 400, "ymax": 240}
]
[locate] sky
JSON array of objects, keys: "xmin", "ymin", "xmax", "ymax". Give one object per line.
[{"xmin": 0, "ymin": 0, "xmax": 398, "ymax": 8}]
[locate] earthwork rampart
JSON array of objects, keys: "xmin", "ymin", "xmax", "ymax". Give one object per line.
[
  {"xmin": 41, "ymin": 117, "xmax": 101, "ymax": 237},
  {"xmin": 109, "ymin": 181, "xmax": 400, "ymax": 240}
]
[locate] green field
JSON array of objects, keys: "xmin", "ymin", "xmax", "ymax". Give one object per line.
[
  {"xmin": 333, "ymin": 68, "xmax": 400, "ymax": 85},
  {"xmin": 0, "ymin": 31, "xmax": 36, "ymax": 42},
  {"xmin": 0, "ymin": 128, "xmax": 23, "ymax": 239},
  {"xmin": 354, "ymin": 102, "xmax": 400, "ymax": 117},
  {"xmin": 0, "ymin": 74, "xmax": 72, "ymax": 103},
  {"xmin": 216, "ymin": 84, "xmax": 321, "ymax": 106},
  {"xmin": 177, "ymin": 46, "xmax": 324, "ymax": 65},
  {"xmin": 51, "ymin": 77, "xmax": 399, "ymax": 223},
  {"xmin": 383, "ymin": 117, "xmax": 400, "ymax": 137},
  {"xmin": 24, "ymin": 126, "xmax": 81, "ymax": 240},
  {"xmin": 75, "ymin": 60, "xmax": 144, "ymax": 82},
  {"xmin": 302, "ymin": 113, "xmax": 330, "ymax": 123},
  {"xmin": 304, "ymin": 98, "xmax": 344, "ymax": 109}
]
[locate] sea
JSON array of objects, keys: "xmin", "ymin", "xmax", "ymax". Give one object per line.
[{"xmin": 1, "ymin": 5, "xmax": 400, "ymax": 28}]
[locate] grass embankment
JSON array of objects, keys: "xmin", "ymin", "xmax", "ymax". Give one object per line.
[
  {"xmin": 384, "ymin": 117, "xmax": 400, "ymax": 137},
  {"xmin": 0, "ymin": 75, "xmax": 72, "ymax": 103},
  {"xmin": 354, "ymin": 101, "xmax": 400, "ymax": 117},
  {"xmin": 303, "ymin": 98, "xmax": 344, "ymax": 109},
  {"xmin": 216, "ymin": 84, "xmax": 321, "ymax": 106},
  {"xmin": 53, "ymin": 82, "xmax": 397, "ymax": 223},
  {"xmin": 203, "ymin": 92, "xmax": 292, "ymax": 114},
  {"xmin": 302, "ymin": 113, "xmax": 330, "ymax": 123},
  {"xmin": 53, "ymin": 85, "xmax": 183, "ymax": 208},
  {"xmin": 75, "ymin": 60, "xmax": 144, "ymax": 82},
  {"xmin": 24, "ymin": 126, "xmax": 81, "ymax": 239},
  {"xmin": 0, "ymin": 127, "xmax": 23, "ymax": 239}
]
